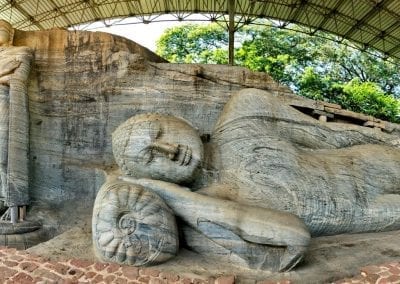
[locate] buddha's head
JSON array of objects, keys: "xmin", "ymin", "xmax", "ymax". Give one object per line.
[
  {"xmin": 112, "ymin": 113, "xmax": 203, "ymax": 184},
  {"xmin": 0, "ymin": 20, "xmax": 13, "ymax": 46}
]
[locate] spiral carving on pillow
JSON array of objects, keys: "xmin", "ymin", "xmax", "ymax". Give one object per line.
[{"xmin": 92, "ymin": 181, "xmax": 179, "ymax": 266}]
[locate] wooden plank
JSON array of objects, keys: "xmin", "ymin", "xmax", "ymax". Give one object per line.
[
  {"xmin": 363, "ymin": 121, "xmax": 385, "ymax": 130},
  {"xmin": 324, "ymin": 106, "xmax": 374, "ymax": 122},
  {"xmin": 321, "ymin": 101, "xmax": 342, "ymax": 109},
  {"xmin": 312, "ymin": 109, "xmax": 335, "ymax": 119}
]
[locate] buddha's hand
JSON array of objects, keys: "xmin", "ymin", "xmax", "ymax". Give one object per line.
[{"xmin": 0, "ymin": 58, "xmax": 20, "ymax": 77}]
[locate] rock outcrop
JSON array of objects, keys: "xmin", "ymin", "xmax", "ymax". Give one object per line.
[
  {"xmin": 0, "ymin": 27, "xmax": 398, "ymax": 276},
  {"xmin": 11, "ymin": 28, "xmax": 290, "ymax": 235}
]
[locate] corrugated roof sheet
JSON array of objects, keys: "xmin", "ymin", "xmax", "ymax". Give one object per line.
[{"xmin": 0, "ymin": 0, "xmax": 400, "ymax": 59}]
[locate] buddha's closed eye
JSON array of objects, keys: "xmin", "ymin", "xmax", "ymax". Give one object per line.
[{"xmin": 133, "ymin": 120, "xmax": 163, "ymax": 164}]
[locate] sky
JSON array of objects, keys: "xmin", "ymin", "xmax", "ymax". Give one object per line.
[
  {"xmin": 77, "ymin": 15, "xmax": 209, "ymax": 52},
  {"xmin": 91, "ymin": 22, "xmax": 179, "ymax": 51}
]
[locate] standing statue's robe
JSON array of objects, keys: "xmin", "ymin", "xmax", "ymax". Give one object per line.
[{"xmin": 0, "ymin": 45, "xmax": 33, "ymax": 207}]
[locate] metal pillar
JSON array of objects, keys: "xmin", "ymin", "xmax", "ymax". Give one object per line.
[{"xmin": 228, "ymin": 0, "xmax": 235, "ymax": 65}]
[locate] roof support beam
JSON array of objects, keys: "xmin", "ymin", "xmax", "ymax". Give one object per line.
[
  {"xmin": 48, "ymin": 0, "xmax": 73, "ymax": 27},
  {"xmin": 10, "ymin": 1, "xmax": 45, "ymax": 30},
  {"xmin": 343, "ymin": 0, "xmax": 390, "ymax": 39},
  {"xmin": 366, "ymin": 21, "xmax": 400, "ymax": 48},
  {"xmin": 289, "ymin": 0, "xmax": 308, "ymax": 24},
  {"xmin": 311, "ymin": 0, "xmax": 346, "ymax": 35},
  {"xmin": 385, "ymin": 38, "xmax": 400, "ymax": 56},
  {"xmin": 228, "ymin": 0, "xmax": 235, "ymax": 65},
  {"xmin": 362, "ymin": 0, "xmax": 399, "ymax": 48},
  {"xmin": 84, "ymin": 0, "xmax": 101, "ymax": 21}
]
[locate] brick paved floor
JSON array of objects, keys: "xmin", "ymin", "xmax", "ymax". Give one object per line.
[
  {"xmin": 334, "ymin": 262, "xmax": 400, "ymax": 284},
  {"xmin": 0, "ymin": 247, "xmax": 235, "ymax": 284},
  {"xmin": 0, "ymin": 246, "xmax": 399, "ymax": 283}
]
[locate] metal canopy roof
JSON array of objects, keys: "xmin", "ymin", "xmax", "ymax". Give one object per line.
[{"xmin": 1, "ymin": 0, "xmax": 400, "ymax": 60}]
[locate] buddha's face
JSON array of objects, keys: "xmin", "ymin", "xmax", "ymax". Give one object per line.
[
  {"xmin": 113, "ymin": 114, "xmax": 203, "ymax": 184},
  {"xmin": 0, "ymin": 21, "xmax": 11, "ymax": 46}
]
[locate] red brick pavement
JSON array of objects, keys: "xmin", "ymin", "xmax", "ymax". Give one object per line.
[
  {"xmin": 334, "ymin": 262, "xmax": 400, "ymax": 284},
  {"xmin": 0, "ymin": 246, "xmax": 399, "ymax": 283},
  {"xmin": 0, "ymin": 246, "xmax": 231, "ymax": 284}
]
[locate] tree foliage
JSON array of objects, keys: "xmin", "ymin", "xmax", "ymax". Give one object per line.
[
  {"xmin": 156, "ymin": 24, "xmax": 228, "ymax": 63},
  {"xmin": 156, "ymin": 23, "xmax": 400, "ymax": 123},
  {"xmin": 342, "ymin": 79, "xmax": 400, "ymax": 122}
]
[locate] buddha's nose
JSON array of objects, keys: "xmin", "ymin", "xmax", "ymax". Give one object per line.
[{"xmin": 152, "ymin": 141, "xmax": 179, "ymax": 159}]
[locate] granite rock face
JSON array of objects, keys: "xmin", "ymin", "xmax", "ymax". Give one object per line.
[
  {"xmin": 11, "ymin": 28, "xmax": 287, "ymax": 233},
  {"xmin": 208, "ymin": 89, "xmax": 400, "ymax": 237},
  {"xmin": 3, "ymin": 27, "xmax": 400, "ymax": 273},
  {"xmin": 107, "ymin": 89, "xmax": 400, "ymax": 271}
]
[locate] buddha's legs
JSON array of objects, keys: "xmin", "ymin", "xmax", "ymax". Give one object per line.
[{"xmin": 182, "ymin": 222, "xmax": 305, "ymax": 272}]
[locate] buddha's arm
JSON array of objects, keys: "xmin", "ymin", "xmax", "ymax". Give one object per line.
[
  {"xmin": 12, "ymin": 47, "xmax": 33, "ymax": 82},
  {"xmin": 0, "ymin": 59, "xmax": 20, "ymax": 84},
  {"xmin": 120, "ymin": 176, "xmax": 310, "ymax": 248},
  {"xmin": 0, "ymin": 47, "xmax": 32, "ymax": 85}
]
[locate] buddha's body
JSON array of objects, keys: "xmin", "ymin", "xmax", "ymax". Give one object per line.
[
  {"xmin": 101, "ymin": 88, "xmax": 400, "ymax": 271},
  {"xmin": 204, "ymin": 89, "xmax": 400, "ymax": 236}
]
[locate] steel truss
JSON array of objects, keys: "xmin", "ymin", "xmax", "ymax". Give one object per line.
[{"xmin": 0, "ymin": 0, "xmax": 399, "ymax": 60}]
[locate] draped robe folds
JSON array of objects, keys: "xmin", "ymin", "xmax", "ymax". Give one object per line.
[
  {"xmin": 210, "ymin": 89, "xmax": 400, "ymax": 236},
  {"xmin": 0, "ymin": 46, "xmax": 33, "ymax": 207}
]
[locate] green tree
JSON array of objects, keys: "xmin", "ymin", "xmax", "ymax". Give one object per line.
[
  {"xmin": 156, "ymin": 23, "xmax": 400, "ymax": 122},
  {"xmin": 156, "ymin": 24, "xmax": 228, "ymax": 63},
  {"xmin": 311, "ymin": 41, "xmax": 400, "ymax": 98},
  {"xmin": 235, "ymin": 26, "xmax": 323, "ymax": 85},
  {"xmin": 341, "ymin": 79, "xmax": 400, "ymax": 122}
]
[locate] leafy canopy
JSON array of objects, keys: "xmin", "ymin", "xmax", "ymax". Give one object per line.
[
  {"xmin": 156, "ymin": 24, "xmax": 228, "ymax": 64},
  {"xmin": 156, "ymin": 23, "xmax": 400, "ymax": 123}
]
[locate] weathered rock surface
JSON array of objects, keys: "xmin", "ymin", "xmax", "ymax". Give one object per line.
[
  {"xmin": 13, "ymin": 28, "xmax": 399, "ymax": 229},
  {"xmin": 2, "ymin": 26, "xmax": 398, "ymax": 279},
  {"xmin": 106, "ymin": 88, "xmax": 400, "ymax": 271},
  {"xmin": 27, "ymin": 224, "xmax": 400, "ymax": 284},
  {"xmin": 12, "ymin": 28, "xmax": 289, "ymax": 234}
]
